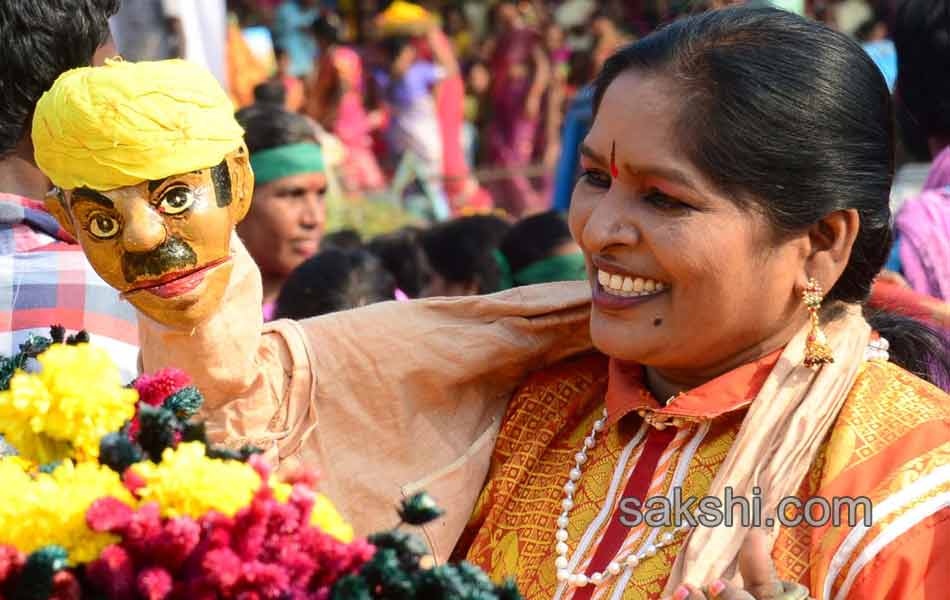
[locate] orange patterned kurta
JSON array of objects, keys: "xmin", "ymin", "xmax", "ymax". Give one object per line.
[{"xmin": 457, "ymin": 352, "xmax": 950, "ymax": 600}]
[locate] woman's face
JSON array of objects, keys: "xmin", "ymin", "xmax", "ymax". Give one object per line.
[
  {"xmin": 569, "ymin": 71, "xmax": 809, "ymax": 380},
  {"xmin": 238, "ymin": 171, "xmax": 327, "ymax": 278}
]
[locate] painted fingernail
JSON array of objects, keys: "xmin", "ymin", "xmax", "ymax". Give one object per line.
[
  {"xmin": 709, "ymin": 580, "xmax": 726, "ymax": 597},
  {"xmin": 673, "ymin": 586, "xmax": 690, "ymax": 600}
]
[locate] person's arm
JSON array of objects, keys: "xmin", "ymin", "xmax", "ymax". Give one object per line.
[
  {"xmin": 525, "ymin": 42, "xmax": 551, "ymax": 120},
  {"xmin": 544, "ymin": 65, "xmax": 566, "ymax": 167},
  {"xmin": 426, "ymin": 28, "xmax": 460, "ymax": 78}
]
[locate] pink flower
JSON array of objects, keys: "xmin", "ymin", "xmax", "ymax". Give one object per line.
[
  {"xmin": 86, "ymin": 545, "xmax": 136, "ymax": 600},
  {"xmin": 136, "ymin": 567, "xmax": 173, "ymax": 600},
  {"xmin": 0, "ymin": 544, "xmax": 24, "ymax": 585},
  {"xmin": 122, "ymin": 468, "xmax": 147, "ymax": 495},
  {"xmin": 87, "ymin": 497, "xmax": 135, "ymax": 532},
  {"xmin": 133, "ymin": 369, "xmax": 192, "ymax": 408},
  {"xmin": 151, "ymin": 517, "xmax": 200, "ymax": 570},
  {"xmin": 50, "ymin": 570, "xmax": 81, "ymax": 600},
  {"xmin": 201, "ymin": 547, "xmax": 242, "ymax": 591}
]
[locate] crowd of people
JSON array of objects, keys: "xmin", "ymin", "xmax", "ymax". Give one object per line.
[
  {"xmin": 96, "ymin": 0, "xmax": 950, "ymax": 327},
  {"xmin": 106, "ymin": 0, "xmax": 637, "ymax": 218},
  {"xmin": 1, "ymin": 0, "xmax": 950, "ymax": 599}
]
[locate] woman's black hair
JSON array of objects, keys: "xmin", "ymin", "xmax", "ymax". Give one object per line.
[
  {"xmin": 592, "ymin": 5, "xmax": 949, "ymax": 387},
  {"xmin": 380, "ymin": 35, "xmax": 414, "ymax": 62},
  {"xmin": 367, "ymin": 227, "xmax": 432, "ymax": 298},
  {"xmin": 894, "ymin": 0, "xmax": 950, "ymax": 147},
  {"xmin": 235, "ymin": 104, "xmax": 316, "ymax": 153},
  {"xmin": 312, "ymin": 15, "xmax": 341, "ymax": 45},
  {"xmin": 252, "ymin": 79, "xmax": 288, "ymax": 107},
  {"xmin": 420, "ymin": 215, "xmax": 511, "ymax": 294},
  {"xmin": 274, "ymin": 248, "xmax": 396, "ymax": 320},
  {"xmin": 499, "ymin": 211, "xmax": 574, "ymax": 273},
  {"xmin": 321, "ymin": 228, "xmax": 363, "ymax": 252}
]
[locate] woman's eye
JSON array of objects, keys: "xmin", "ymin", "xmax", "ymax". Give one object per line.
[
  {"xmin": 581, "ymin": 170, "xmax": 611, "ymax": 189},
  {"xmin": 643, "ymin": 189, "xmax": 688, "ymax": 211},
  {"xmin": 88, "ymin": 212, "xmax": 120, "ymax": 239},
  {"xmin": 159, "ymin": 188, "xmax": 195, "ymax": 215}
]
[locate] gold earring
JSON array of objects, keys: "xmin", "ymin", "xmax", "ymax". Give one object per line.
[{"xmin": 802, "ymin": 278, "xmax": 834, "ymax": 368}]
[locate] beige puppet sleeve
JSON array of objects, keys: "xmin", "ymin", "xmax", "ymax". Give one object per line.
[{"xmin": 138, "ymin": 235, "xmax": 594, "ymax": 556}]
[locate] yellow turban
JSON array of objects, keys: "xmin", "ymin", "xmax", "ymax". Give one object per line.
[
  {"xmin": 32, "ymin": 59, "xmax": 244, "ymax": 191},
  {"xmin": 375, "ymin": 1, "xmax": 434, "ymax": 36}
]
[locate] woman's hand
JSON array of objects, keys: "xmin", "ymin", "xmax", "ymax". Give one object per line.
[{"xmin": 664, "ymin": 530, "xmax": 812, "ymax": 600}]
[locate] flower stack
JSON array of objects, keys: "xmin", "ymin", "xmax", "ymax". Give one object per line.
[{"xmin": 0, "ymin": 328, "xmax": 520, "ymax": 600}]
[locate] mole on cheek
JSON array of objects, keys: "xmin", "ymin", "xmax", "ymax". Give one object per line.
[{"xmin": 653, "ymin": 318, "xmax": 663, "ymax": 327}]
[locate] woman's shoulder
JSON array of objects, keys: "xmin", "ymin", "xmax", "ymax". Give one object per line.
[
  {"xmin": 840, "ymin": 360, "xmax": 950, "ymax": 430},
  {"xmin": 819, "ymin": 360, "xmax": 950, "ymax": 493},
  {"xmin": 803, "ymin": 361, "xmax": 950, "ymax": 599}
]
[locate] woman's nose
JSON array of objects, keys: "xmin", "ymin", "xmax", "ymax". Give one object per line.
[
  {"xmin": 121, "ymin": 198, "xmax": 166, "ymax": 253},
  {"xmin": 300, "ymin": 194, "xmax": 326, "ymax": 229},
  {"xmin": 580, "ymin": 187, "xmax": 641, "ymax": 253}
]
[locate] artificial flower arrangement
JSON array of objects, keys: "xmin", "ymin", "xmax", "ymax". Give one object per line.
[{"xmin": 0, "ymin": 327, "xmax": 520, "ymax": 600}]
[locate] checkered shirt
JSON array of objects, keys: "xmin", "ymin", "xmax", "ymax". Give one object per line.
[{"xmin": 0, "ymin": 193, "xmax": 139, "ymax": 383}]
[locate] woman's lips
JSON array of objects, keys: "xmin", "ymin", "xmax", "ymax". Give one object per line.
[
  {"xmin": 591, "ymin": 280, "xmax": 667, "ymax": 311},
  {"xmin": 127, "ymin": 257, "xmax": 230, "ymax": 299},
  {"xmin": 291, "ymin": 240, "xmax": 319, "ymax": 256}
]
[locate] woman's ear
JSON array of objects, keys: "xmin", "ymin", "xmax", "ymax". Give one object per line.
[
  {"xmin": 227, "ymin": 144, "xmax": 254, "ymax": 226},
  {"xmin": 44, "ymin": 187, "xmax": 77, "ymax": 238},
  {"xmin": 801, "ymin": 208, "xmax": 860, "ymax": 291}
]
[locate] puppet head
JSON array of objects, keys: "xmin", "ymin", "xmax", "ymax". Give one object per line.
[{"xmin": 32, "ymin": 59, "xmax": 253, "ymax": 329}]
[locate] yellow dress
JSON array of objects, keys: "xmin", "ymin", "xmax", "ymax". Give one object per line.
[{"xmin": 457, "ymin": 352, "xmax": 950, "ymax": 600}]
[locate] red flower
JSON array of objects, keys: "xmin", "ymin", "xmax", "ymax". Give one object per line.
[
  {"xmin": 133, "ymin": 369, "xmax": 192, "ymax": 408},
  {"xmin": 201, "ymin": 547, "xmax": 242, "ymax": 591},
  {"xmin": 136, "ymin": 567, "xmax": 173, "ymax": 600},
  {"xmin": 86, "ymin": 545, "xmax": 136, "ymax": 600},
  {"xmin": 0, "ymin": 545, "xmax": 24, "ymax": 585},
  {"xmin": 87, "ymin": 497, "xmax": 135, "ymax": 532},
  {"xmin": 50, "ymin": 571, "xmax": 82, "ymax": 600},
  {"xmin": 122, "ymin": 468, "xmax": 147, "ymax": 496},
  {"xmin": 151, "ymin": 517, "xmax": 201, "ymax": 570}
]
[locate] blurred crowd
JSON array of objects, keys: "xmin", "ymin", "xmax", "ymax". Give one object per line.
[{"xmin": 98, "ymin": 0, "xmax": 949, "ymax": 323}]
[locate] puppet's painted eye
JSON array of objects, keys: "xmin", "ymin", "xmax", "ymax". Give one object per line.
[
  {"xmin": 88, "ymin": 212, "xmax": 120, "ymax": 239},
  {"xmin": 159, "ymin": 188, "xmax": 195, "ymax": 215}
]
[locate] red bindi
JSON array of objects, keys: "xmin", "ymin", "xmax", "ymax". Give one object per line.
[{"xmin": 610, "ymin": 141, "xmax": 619, "ymax": 178}]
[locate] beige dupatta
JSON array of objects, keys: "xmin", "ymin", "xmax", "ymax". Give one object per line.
[{"xmin": 662, "ymin": 306, "xmax": 871, "ymax": 595}]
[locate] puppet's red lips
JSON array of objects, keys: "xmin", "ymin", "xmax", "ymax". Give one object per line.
[{"xmin": 126, "ymin": 257, "xmax": 230, "ymax": 299}]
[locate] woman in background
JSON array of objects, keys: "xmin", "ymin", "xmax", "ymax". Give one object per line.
[
  {"xmin": 235, "ymin": 105, "xmax": 328, "ymax": 320},
  {"xmin": 307, "ymin": 15, "xmax": 385, "ymax": 194}
]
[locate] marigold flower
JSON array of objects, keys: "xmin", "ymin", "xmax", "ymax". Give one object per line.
[
  {"xmin": 0, "ymin": 458, "xmax": 134, "ymax": 564},
  {"xmin": 131, "ymin": 442, "xmax": 262, "ymax": 519},
  {"xmin": 312, "ymin": 492, "xmax": 355, "ymax": 543},
  {"xmin": 0, "ymin": 344, "xmax": 137, "ymax": 463}
]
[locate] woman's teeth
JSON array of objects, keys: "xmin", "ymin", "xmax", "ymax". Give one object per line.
[{"xmin": 597, "ymin": 269, "xmax": 666, "ymax": 297}]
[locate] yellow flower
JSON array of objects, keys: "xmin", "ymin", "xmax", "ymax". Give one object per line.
[
  {"xmin": 0, "ymin": 458, "xmax": 134, "ymax": 564},
  {"xmin": 132, "ymin": 442, "xmax": 261, "ymax": 519},
  {"xmin": 267, "ymin": 475, "xmax": 352, "ymax": 542},
  {"xmin": 0, "ymin": 344, "xmax": 138, "ymax": 463},
  {"xmin": 311, "ymin": 492, "xmax": 354, "ymax": 543}
]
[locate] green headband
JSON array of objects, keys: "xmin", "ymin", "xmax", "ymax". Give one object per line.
[
  {"xmin": 493, "ymin": 250, "xmax": 587, "ymax": 290},
  {"xmin": 250, "ymin": 142, "xmax": 325, "ymax": 186}
]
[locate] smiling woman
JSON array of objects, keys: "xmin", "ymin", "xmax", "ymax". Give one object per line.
[
  {"xmin": 29, "ymin": 16, "xmax": 950, "ymax": 600},
  {"xmin": 457, "ymin": 6, "xmax": 950, "ymax": 600}
]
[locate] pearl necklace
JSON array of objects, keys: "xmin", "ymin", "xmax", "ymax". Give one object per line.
[
  {"xmin": 556, "ymin": 338, "xmax": 892, "ymax": 589},
  {"xmin": 554, "ymin": 407, "xmax": 692, "ymax": 588}
]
